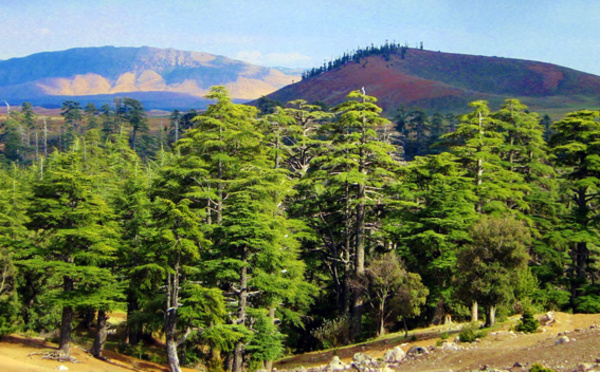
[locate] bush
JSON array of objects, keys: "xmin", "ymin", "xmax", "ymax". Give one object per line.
[
  {"xmin": 515, "ymin": 310, "xmax": 539, "ymax": 333},
  {"xmin": 458, "ymin": 322, "xmax": 485, "ymax": 343},
  {"xmin": 310, "ymin": 315, "xmax": 351, "ymax": 349},
  {"xmin": 529, "ymin": 363, "xmax": 555, "ymax": 372},
  {"xmin": 574, "ymin": 295, "xmax": 600, "ymax": 313}
]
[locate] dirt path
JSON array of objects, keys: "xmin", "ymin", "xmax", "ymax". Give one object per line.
[
  {"xmin": 276, "ymin": 312, "xmax": 600, "ymax": 372},
  {"xmin": 0, "ymin": 335, "xmax": 196, "ymax": 372}
]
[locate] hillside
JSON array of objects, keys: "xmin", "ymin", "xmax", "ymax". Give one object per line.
[
  {"xmin": 262, "ymin": 48, "xmax": 600, "ymax": 115},
  {"xmin": 275, "ymin": 312, "xmax": 600, "ymax": 372},
  {"xmin": 2, "ymin": 312, "xmax": 599, "ymax": 372},
  {"xmin": 0, "ymin": 46, "xmax": 299, "ymax": 109}
]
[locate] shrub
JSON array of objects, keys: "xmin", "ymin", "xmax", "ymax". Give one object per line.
[
  {"xmin": 458, "ymin": 322, "xmax": 485, "ymax": 343},
  {"xmin": 310, "ymin": 315, "xmax": 351, "ymax": 349},
  {"xmin": 529, "ymin": 363, "xmax": 555, "ymax": 372},
  {"xmin": 574, "ymin": 295, "xmax": 600, "ymax": 313},
  {"xmin": 515, "ymin": 310, "xmax": 539, "ymax": 333}
]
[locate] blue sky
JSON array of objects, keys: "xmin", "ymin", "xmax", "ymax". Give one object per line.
[{"xmin": 1, "ymin": 0, "xmax": 599, "ymax": 75}]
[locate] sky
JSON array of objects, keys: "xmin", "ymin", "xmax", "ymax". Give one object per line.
[{"xmin": 1, "ymin": 0, "xmax": 599, "ymax": 75}]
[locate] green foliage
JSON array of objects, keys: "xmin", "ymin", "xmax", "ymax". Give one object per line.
[
  {"xmin": 515, "ymin": 310, "xmax": 539, "ymax": 333},
  {"xmin": 458, "ymin": 322, "xmax": 485, "ymax": 343},
  {"xmin": 310, "ymin": 315, "xmax": 351, "ymax": 349},
  {"xmin": 246, "ymin": 311, "xmax": 286, "ymax": 366},
  {"xmin": 573, "ymin": 295, "xmax": 600, "ymax": 313},
  {"xmin": 529, "ymin": 364, "xmax": 555, "ymax": 372},
  {"xmin": 457, "ymin": 214, "xmax": 531, "ymax": 312}
]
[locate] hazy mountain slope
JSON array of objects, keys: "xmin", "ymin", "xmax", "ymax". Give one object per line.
[
  {"xmin": 262, "ymin": 48, "xmax": 600, "ymax": 114},
  {"xmin": 0, "ymin": 46, "xmax": 299, "ymax": 107}
]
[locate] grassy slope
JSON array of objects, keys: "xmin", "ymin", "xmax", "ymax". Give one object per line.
[{"xmin": 263, "ymin": 48, "xmax": 600, "ymax": 116}]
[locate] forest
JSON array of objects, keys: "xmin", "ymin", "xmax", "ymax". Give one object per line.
[{"xmin": 0, "ymin": 86, "xmax": 599, "ymax": 372}]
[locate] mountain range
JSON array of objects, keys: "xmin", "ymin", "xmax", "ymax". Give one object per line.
[
  {"xmin": 1, "ymin": 46, "xmax": 600, "ymax": 115},
  {"xmin": 0, "ymin": 46, "xmax": 298, "ymax": 110}
]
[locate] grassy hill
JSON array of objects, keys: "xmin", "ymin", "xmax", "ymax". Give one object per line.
[{"xmin": 261, "ymin": 48, "xmax": 600, "ymax": 116}]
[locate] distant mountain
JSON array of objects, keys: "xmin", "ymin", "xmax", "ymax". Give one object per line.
[
  {"xmin": 261, "ymin": 48, "xmax": 600, "ymax": 115},
  {"xmin": 0, "ymin": 46, "xmax": 299, "ymax": 110}
]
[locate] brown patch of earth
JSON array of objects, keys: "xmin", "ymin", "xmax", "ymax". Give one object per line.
[
  {"xmin": 0, "ymin": 334, "xmax": 196, "ymax": 372},
  {"xmin": 276, "ymin": 312, "xmax": 600, "ymax": 372}
]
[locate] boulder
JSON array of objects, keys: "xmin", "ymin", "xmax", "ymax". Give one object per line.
[
  {"xmin": 328, "ymin": 356, "xmax": 346, "ymax": 371},
  {"xmin": 352, "ymin": 352, "xmax": 372, "ymax": 363},
  {"xmin": 440, "ymin": 342, "xmax": 462, "ymax": 351},
  {"xmin": 555, "ymin": 335, "xmax": 570, "ymax": 345},
  {"xmin": 382, "ymin": 346, "xmax": 405, "ymax": 363},
  {"xmin": 406, "ymin": 345, "xmax": 429, "ymax": 356}
]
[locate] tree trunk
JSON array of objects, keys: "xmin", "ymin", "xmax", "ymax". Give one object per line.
[
  {"xmin": 165, "ymin": 261, "xmax": 182, "ymax": 372},
  {"xmin": 91, "ymin": 310, "xmax": 108, "ymax": 359},
  {"xmin": 471, "ymin": 301, "xmax": 478, "ymax": 323},
  {"xmin": 377, "ymin": 301, "xmax": 385, "ymax": 337},
  {"xmin": 59, "ymin": 305, "xmax": 73, "ymax": 357},
  {"xmin": 487, "ymin": 305, "xmax": 496, "ymax": 327},
  {"xmin": 59, "ymin": 275, "xmax": 74, "ymax": 357},
  {"xmin": 352, "ymin": 174, "xmax": 366, "ymax": 339},
  {"xmin": 233, "ymin": 246, "xmax": 249, "ymax": 372},
  {"xmin": 265, "ymin": 306, "xmax": 276, "ymax": 371},
  {"xmin": 126, "ymin": 293, "xmax": 142, "ymax": 346}
]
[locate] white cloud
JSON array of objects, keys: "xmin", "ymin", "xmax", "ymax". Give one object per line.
[
  {"xmin": 236, "ymin": 50, "xmax": 312, "ymax": 68},
  {"xmin": 36, "ymin": 28, "xmax": 52, "ymax": 36}
]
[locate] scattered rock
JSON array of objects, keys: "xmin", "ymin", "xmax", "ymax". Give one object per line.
[
  {"xmin": 441, "ymin": 342, "xmax": 462, "ymax": 351},
  {"xmin": 328, "ymin": 356, "xmax": 346, "ymax": 371},
  {"xmin": 577, "ymin": 363, "xmax": 598, "ymax": 372},
  {"xmin": 352, "ymin": 353, "xmax": 371, "ymax": 363},
  {"xmin": 555, "ymin": 335, "xmax": 570, "ymax": 345},
  {"xmin": 382, "ymin": 346, "xmax": 405, "ymax": 363},
  {"xmin": 406, "ymin": 346, "xmax": 429, "ymax": 356}
]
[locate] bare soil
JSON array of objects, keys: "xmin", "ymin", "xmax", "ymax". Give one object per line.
[
  {"xmin": 275, "ymin": 312, "xmax": 600, "ymax": 372},
  {"xmin": 0, "ymin": 334, "xmax": 196, "ymax": 372}
]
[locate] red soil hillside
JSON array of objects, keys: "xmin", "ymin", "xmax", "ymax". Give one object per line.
[{"xmin": 262, "ymin": 48, "xmax": 600, "ymax": 114}]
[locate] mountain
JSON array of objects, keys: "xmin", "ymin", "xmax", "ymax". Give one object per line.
[
  {"xmin": 0, "ymin": 46, "xmax": 299, "ymax": 109},
  {"xmin": 261, "ymin": 48, "xmax": 600, "ymax": 115}
]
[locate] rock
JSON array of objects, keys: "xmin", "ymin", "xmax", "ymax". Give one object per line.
[
  {"xmin": 577, "ymin": 363, "xmax": 598, "ymax": 372},
  {"xmin": 382, "ymin": 346, "xmax": 405, "ymax": 363},
  {"xmin": 555, "ymin": 335, "xmax": 570, "ymax": 345},
  {"xmin": 441, "ymin": 342, "xmax": 461, "ymax": 351},
  {"xmin": 58, "ymin": 366, "xmax": 69, "ymax": 371},
  {"xmin": 512, "ymin": 361, "xmax": 523, "ymax": 368},
  {"xmin": 406, "ymin": 346, "xmax": 429, "ymax": 356},
  {"xmin": 328, "ymin": 356, "xmax": 346, "ymax": 371},
  {"xmin": 352, "ymin": 353, "xmax": 371, "ymax": 363}
]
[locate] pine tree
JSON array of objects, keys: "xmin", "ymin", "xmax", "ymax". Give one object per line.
[
  {"xmin": 24, "ymin": 147, "xmax": 121, "ymax": 358},
  {"xmin": 550, "ymin": 110, "xmax": 600, "ymax": 308},
  {"xmin": 304, "ymin": 89, "xmax": 397, "ymax": 339}
]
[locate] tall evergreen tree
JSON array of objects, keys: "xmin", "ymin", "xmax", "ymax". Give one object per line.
[
  {"xmin": 24, "ymin": 147, "xmax": 121, "ymax": 358},
  {"xmin": 550, "ymin": 110, "xmax": 600, "ymax": 309}
]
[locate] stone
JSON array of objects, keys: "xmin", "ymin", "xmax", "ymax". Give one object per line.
[
  {"xmin": 352, "ymin": 353, "xmax": 372, "ymax": 363},
  {"xmin": 328, "ymin": 356, "xmax": 346, "ymax": 371},
  {"xmin": 441, "ymin": 342, "xmax": 461, "ymax": 351},
  {"xmin": 406, "ymin": 346, "xmax": 429, "ymax": 356},
  {"xmin": 555, "ymin": 335, "xmax": 570, "ymax": 345},
  {"xmin": 382, "ymin": 346, "xmax": 405, "ymax": 363},
  {"xmin": 58, "ymin": 366, "xmax": 69, "ymax": 371}
]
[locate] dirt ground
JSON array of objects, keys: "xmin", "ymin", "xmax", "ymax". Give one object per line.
[
  {"xmin": 0, "ymin": 335, "xmax": 197, "ymax": 372},
  {"xmin": 275, "ymin": 312, "xmax": 600, "ymax": 372},
  {"xmin": 1, "ymin": 313, "xmax": 599, "ymax": 372}
]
